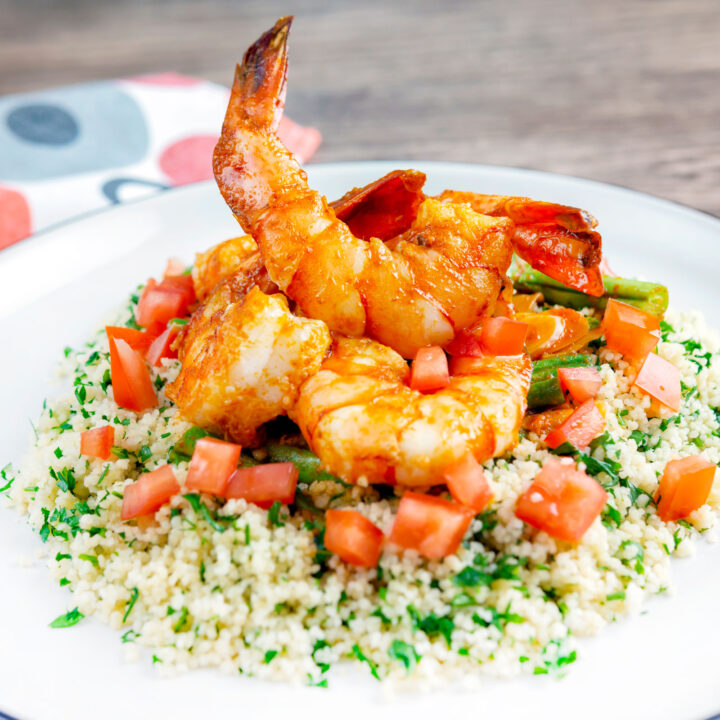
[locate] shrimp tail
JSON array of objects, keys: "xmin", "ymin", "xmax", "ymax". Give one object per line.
[
  {"xmin": 437, "ymin": 190, "xmax": 604, "ymax": 297},
  {"xmin": 223, "ymin": 16, "xmax": 292, "ymax": 133}
]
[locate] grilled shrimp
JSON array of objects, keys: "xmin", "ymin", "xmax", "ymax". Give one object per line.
[
  {"xmin": 213, "ymin": 17, "xmax": 516, "ymax": 358},
  {"xmin": 166, "ymin": 285, "xmax": 331, "ymax": 446},
  {"xmin": 332, "ymin": 170, "xmax": 603, "ymax": 297},
  {"xmin": 436, "ymin": 190, "xmax": 602, "ymax": 296},
  {"xmin": 291, "ymin": 337, "xmax": 531, "ymax": 487},
  {"xmin": 192, "ymin": 235, "xmax": 277, "ymax": 303}
]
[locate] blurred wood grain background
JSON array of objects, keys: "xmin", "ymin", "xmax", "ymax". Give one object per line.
[{"xmin": 2, "ymin": 0, "xmax": 719, "ymax": 215}]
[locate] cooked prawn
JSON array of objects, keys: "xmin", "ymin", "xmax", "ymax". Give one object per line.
[
  {"xmin": 166, "ymin": 285, "xmax": 331, "ymax": 446},
  {"xmin": 192, "ymin": 235, "xmax": 277, "ymax": 303},
  {"xmin": 213, "ymin": 17, "xmax": 516, "ymax": 358},
  {"xmin": 436, "ymin": 190, "xmax": 603, "ymax": 296},
  {"xmin": 292, "ymin": 337, "xmax": 532, "ymax": 486},
  {"xmin": 331, "ymin": 170, "xmax": 603, "ymax": 297}
]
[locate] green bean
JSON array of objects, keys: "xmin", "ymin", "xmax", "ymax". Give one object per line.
[
  {"xmin": 527, "ymin": 375, "xmax": 565, "ymax": 409},
  {"xmin": 527, "ymin": 354, "xmax": 595, "ymax": 410},
  {"xmin": 514, "ymin": 269, "xmax": 668, "ymax": 316},
  {"xmin": 266, "ymin": 443, "xmax": 343, "ymax": 484}
]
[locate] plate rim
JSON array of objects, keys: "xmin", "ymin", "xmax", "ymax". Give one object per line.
[{"xmin": 2, "ymin": 159, "xmax": 720, "ymax": 720}]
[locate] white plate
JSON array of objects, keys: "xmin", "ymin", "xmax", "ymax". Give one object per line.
[{"xmin": 1, "ymin": 162, "xmax": 719, "ymax": 720}]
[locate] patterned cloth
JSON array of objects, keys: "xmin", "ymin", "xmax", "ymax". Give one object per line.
[{"xmin": 0, "ymin": 73, "xmax": 321, "ymax": 251}]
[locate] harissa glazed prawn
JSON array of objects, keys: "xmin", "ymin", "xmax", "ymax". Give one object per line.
[{"xmin": 168, "ymin": 16, "xmax": 604, "ymax": 487}]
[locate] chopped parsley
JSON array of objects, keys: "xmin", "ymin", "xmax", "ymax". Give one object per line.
[
  {"xmin": 388, "ymin": 639, "xmax": 420, "ymax": 671},
  {"xmin": 0, "ymin": 463, "xmax": 14, "ymax": 493},
  {"xmin": 123, "ymin": 587, "xmax": 139, "ymax": 623},
  {"xmin": 264, "ymin": 650, "xmax": 279, "ymax": 664},
  {"xmin": 49, "ymin": 466, "xmax": 76, "ymax": 494},
  {"xmin": 183, "ymin": 493, "xmax": 229, "ymax": 534},
  {"xmin": 268, "ymin": 501, "xmax": 285, "ymax": 527},
  {"xmin": 407, "ymin": 606, "xmax": 454, "ymax": 646},
  {"xmin": 49, "ymin": 607, "xmax": 84, "ymax": 628},
  {"xmin": 472, "ymin": 604, "xmax": 525, "ymax": 632},
  {"xmin": 172, "ymin": 606, "xmax": 191, "ymax": 633},
  {"xmin": 351, "ymin": 643, "xmax": 380, "ymax": 680}
]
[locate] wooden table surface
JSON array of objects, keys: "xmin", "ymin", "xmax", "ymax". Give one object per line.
[{"xmin": 2, "ymin": 0, "xmax": 719, "ymax": 216}]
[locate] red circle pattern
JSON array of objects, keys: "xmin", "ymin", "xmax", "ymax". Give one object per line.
[
  {"xmin": 158, "ymin": 135, "xmax": 217, "ymax": 187},
  {"xmin": 0, "ymin": 186, "xmax": 32, "ymax": 251}
]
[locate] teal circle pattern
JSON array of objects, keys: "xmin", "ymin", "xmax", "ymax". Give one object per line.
[{"xmin": 0, "ymin": 83, "xmax": 148, "ymax": 182}]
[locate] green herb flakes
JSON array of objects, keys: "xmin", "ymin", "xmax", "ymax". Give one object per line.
[
  {"xmin": 388, "ymin": 639, "xmax": 420, "ymax": 671},
  {"xmin": 49, "ymin": 607, "xmax": 84, "ymax": 628},
  {"xmin": 123, "ymin": 587, "xmax": 139, "ymax": 623}
]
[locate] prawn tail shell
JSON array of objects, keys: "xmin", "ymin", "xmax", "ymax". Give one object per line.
[
  {"xmin": 512, "ymin": 224, "xmax": 604, "ymax": 297},
  {"xmin": 224, "ymin": 16, "xmax": 292, "ymax": 133}
]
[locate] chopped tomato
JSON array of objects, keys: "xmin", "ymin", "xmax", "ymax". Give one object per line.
[
  {"xmin": 224, "ymin": 462, "xmax": 298, "ymax": 508},
  {"xmin": 602, "ymin": 299, "xmax": 660, "ymax": 364},
  {"xmin": 633, "ymin": 352, "xmax": 681, "ymax": 412},
  {"xmin": 479, "ymin": 317, "xmax": 529, "ymax": 356},
  {"xmin": 389, "ymin": 491, "xmax": 474, "ymax": 559},
  {"xmin": 185, "ymin": 438, "xmax": 242, "ymax": 496},
  {"xmin": 515, "ymin": 458, "xmax": 607, "ymax": 542},
  {"xmin": 121, "ymin": 465, "xmax": 180, "ymax": 520},
  {"xmin": 136, "ymin": 277, "xmax": 193, "ymax": 328},
  {"xmin": 160, "ymin": 274, "xmax": 196, "ymax": 307},
  {"xmin": 656, "ymin": 455, "xmax": 716, "ymax": 522},
  {"xmin": 409, "ymin": 346, "xmax": 450, "ymax": 393},
  {"xmin": 164, "ymin": 257, "xmax": 187, "ymax": 278},
  {"xmin": 325, "ymin": 509, "xmax": 384, "ymax": 567},
  {"xmin": 545, "ymin": 399, "xmax": 605, "ymax": 450},
  {"xmin": 108, "ymin": 336, "xmax": 157, "ymax": 412},
  {"xmin": 80, "ymin": 425, "xmax": 115, "ymax": 460},
  {"xmin": 444, "ymin": 328, "xmax": 484, "ymax": 357},
  {"xmin": 443, "ymin": 453, "xmax": 493, "ymax": 512},
  {"xmin": 557, "ymin": 366, "xmax": 602, "ymax": 403},
  {"xmin": 106, "ymin": 325, "xmax": 159, "ymax": 354},
  {"xmin": 145, "ymin": 324, "xmax": 181, "ymax": 367}
]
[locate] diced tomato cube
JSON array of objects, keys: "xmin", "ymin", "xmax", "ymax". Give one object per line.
[
  {"xmin": 80, "ymin": 426, "xmax": 115, "ymax": 461},
  {"xmin": 106, "ymin": 325, "xmax": 159, "ymax": 354},
  {"xmin": 108, "ymin": 336, "xmax": 157, "ymax": 413},
  {"xmin": 224, "ymin": 462, "xmax": 298, "ymax": 508},
  {"xmin": 325, "ymin": 509, "xmax": 384, "ymax": 567},
  {"xmin": 185, "ymin": 437, "xmax": 242, "ymax": 496},
  {"xmin": 159, "ymin": 274, "xmax": 196, "ymax": 308},
  {"xmin": 515, "ymin": 458, "xmax": 607, "ymax": 542},
  {"xmin": 656, "ymin": 455, "xmax": 716, "ymax": 522},
  {"xmin": 479, "ymin": 317, "xmax": 529, "ymax": 356},
  {"xmin": 121, "ymin": 465, "xmax": 180, "ymax": 520},
  {"xmin": 164, "ymin": 257, "xmax": 187, "ymax": 278},
  {"xmin": 633, "ymin": 352, "xmax": 681, "ymax": 412},
  {"xmin": 602, "ymin": 299, "xmax": 660, "ymax": 364},
  {"xmin": 557, "ymin": 366, "xmax": 603, "ymax": 403},
  {"xmin": 136, "ymin": 278, "xmax": 187, "ymax": 328},
  {"xmin": 145, "ymin": 324, "xmax": 181, "ymax": 367},
  {"xmin": 443, "ymin": 453, "xmax": 493, "ymax": 512},
  {"xmin": 444, "ymin": 329, "xmax": 484, "ymax": 357},
  {"xmin": 545, "ymin": 399, "xmax": 605, "ymax": 450},
  {"xmin": 409, "ymin": 346, "xmax": 450, "ymax": 393},
  {"xmin": 389, "ymin": 491, "xmax": 474, "ymax": 559}
]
